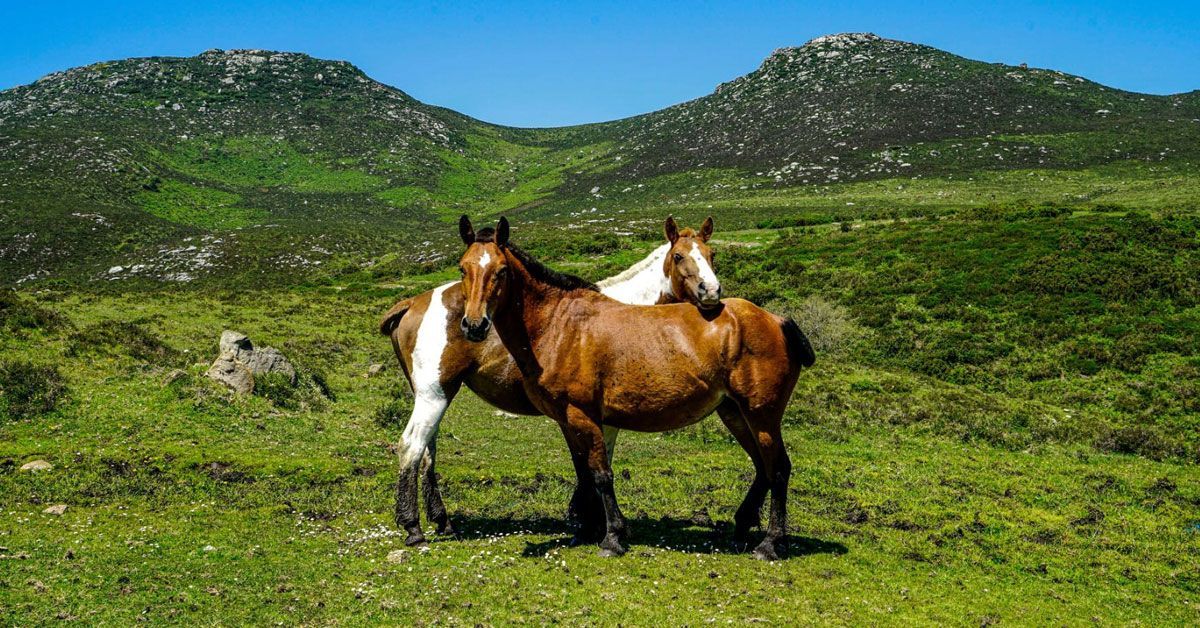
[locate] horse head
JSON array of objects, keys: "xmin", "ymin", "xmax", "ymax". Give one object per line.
[
  {"xmin": 457, "ymin": 215, "xmax": 511, "ymax": 342},
  {"xmin": 663, "ymin": 216, "xmax": 721, "ymax": 310}
]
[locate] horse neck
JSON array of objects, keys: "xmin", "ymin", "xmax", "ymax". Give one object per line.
[
  {"xmin": 492, "ymin": 249, "xmax": 562, "ymax": 378},
  {"xmin": 597, "ymin": 243, "xmax": 674, "ymax": 305}
]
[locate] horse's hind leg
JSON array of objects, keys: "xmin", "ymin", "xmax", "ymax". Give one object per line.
[
  {"xmin": 716, "ymin": 399, "xmax": 768, "ymax": 541},
  {"xmin": 421, "ymin": 431, "xmax": 456, "ymax": 536},
  {"xmin": 745, "ymin": 413, "xmax": 791, "ymax": 561},
  {"xmin": 395, "ymin": 386, "xmax": 457, "ymax": 546}
]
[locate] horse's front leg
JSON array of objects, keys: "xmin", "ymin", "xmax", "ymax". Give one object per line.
[
  {"xmin": 561, "ymin": 434, "xmax": 603, "ymax": 545},
  {"xmin": 395, "ymin": 390, "xmax": 452, "ymax": 546},
  {"xmin": 420, "ymin": 431, "xmax": 456, "ymax": 536},
  {"xmin": 565, "ymin": 406, "xmax": 627, "ymax": 557},
  {"xmin": 565, "ymin": 425, "xmax": 619, "ymax": 536}
]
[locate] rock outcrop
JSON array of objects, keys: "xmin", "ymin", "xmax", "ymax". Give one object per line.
[{"xmin": 205, "ymin": 330, "xmax": 296, "ymax": 394}]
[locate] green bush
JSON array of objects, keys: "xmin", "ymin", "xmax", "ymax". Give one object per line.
[
  {"xmin": 66, "ymin": 320, "xmax": 181, "ymax": 366},
  {"xmin": 0, "ymin": 290, "xmax": 68, "ymax": 333},
  {"xmin": 768, "ymin": 295, "xmax": 869, "ymax": 356},
  {"xmin": 253, "ymin": 372, "xmax": 300, "ymax": 409},
  {"xmin": 372, "ymin": 393, "xmax": 415, "ymax": 432},
  {"xmin": 1095, "ymin": 424, "xmax": 1185, "ymax": 461},
  {"xmin": 0, "ymin": 360, "xmax": 69, "ymax": 420},
  {"xmin": 252, "ymin": 366, "xmax": 335, "ymax": 411}
]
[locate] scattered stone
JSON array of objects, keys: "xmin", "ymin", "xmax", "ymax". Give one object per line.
[
  {"xmin": 386, "ymin": 549, "xmax": 408, "ymax": 564},
  {"xmin": 205, "ymin": 330, "xmax": 296, "ymax": 394},
  {"xmin": 202, "ymin": 545, "xmax": 217, "ymax": 552},
  {"xmin": 366, "ymin": 363, "xmax": 385, "ymax": 377},
  {"xmin": 42, "ymin": 504, "xmax": 67, "ymax": 515},
  {"xmin": 20, "ymin": 460, "xmax": 53, "ymax": 472}
]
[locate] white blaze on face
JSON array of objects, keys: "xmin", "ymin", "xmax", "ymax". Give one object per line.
[
  {"xmin": 690, "ymin": 242, "xmax": 719, "ymax": 293},
  {"xmin": 477, "ymin": 250, "xmax": 492, "ymax": 270}
]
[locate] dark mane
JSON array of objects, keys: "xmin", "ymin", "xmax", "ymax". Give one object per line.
[{"xmin": 505, "ymin": 244, "xmax": 598, "ymax": 292}]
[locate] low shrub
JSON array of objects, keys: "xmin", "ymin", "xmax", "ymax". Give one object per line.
[
  {"xmin": 373, "ymin": 396, "xmax": 413, "ymax": 430},
  {"xmin": 769, "ymin": 295, "xmax": 869, "ymax": 356},
  {"xmin": 66, "ymin": 320, "xmax": 181, "ymax": 366},
  {"xmin": 251, "ymin": 363, "xmax": 335, "ymax": 411},
  {"xmin": 254, "ymin": 372, "xmax": 300, "ymax": 409},
  {"xmin": 1095, "ymin": 424, "xmax": 1185, "ymax": 461},
  {"xmin": 0, "ymin": 290, "xmax": 68, "ymax": 333},
  {"xmin": 0, "ymin": 360, "xmax": 69, "ymax": 420}
]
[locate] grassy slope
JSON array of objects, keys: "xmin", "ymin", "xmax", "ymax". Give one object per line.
[{"xmin": 2, "ymin": 214, "xmax": 1199, "ymax": 622}]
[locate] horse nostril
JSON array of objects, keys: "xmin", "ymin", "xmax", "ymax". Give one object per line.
[
  {"xmin": 479, "ymin": 317, "xmax": 491, "ymax": 331},
  {"xmin": 460, "ymin": 317, "xmax": 469, "ymax": 329},
  {"xmin": 698, "ymin": 281, "xmax": 707, "ymax": 292}
]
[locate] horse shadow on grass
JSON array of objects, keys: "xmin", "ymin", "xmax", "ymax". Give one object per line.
[{"xmin": 442, "ymin": 514, "xmax": 848, "ymax": 561}]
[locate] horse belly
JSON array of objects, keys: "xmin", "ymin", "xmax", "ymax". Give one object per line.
[{"xmin": 601, "ymin": 378, "xmax": 723, "ymax": 432}]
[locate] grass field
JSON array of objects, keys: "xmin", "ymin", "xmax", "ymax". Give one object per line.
[{"xmin": 3, "ymin": 216, "xmax": 1198, "ymax": 623}]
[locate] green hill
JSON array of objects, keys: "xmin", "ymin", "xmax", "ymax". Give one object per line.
[{"xmin": 2, "ymin": 34, "xmax": 1198, "ymax": 286}]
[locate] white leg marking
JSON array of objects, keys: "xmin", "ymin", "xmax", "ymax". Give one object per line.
[
  {"xmin": 602, "ymin": 425, "xmax": 620, "ymax": 466},
  {"xmin": 401, "ymin": 396, "xmax": 448, "ymax": 466},
  {"xmin": 400, "ymin": 282, "xmax": 454, "ymax": 467}
]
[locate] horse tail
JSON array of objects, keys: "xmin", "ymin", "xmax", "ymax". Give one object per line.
[
  {"xmin": 379, "ymin": 296, "xmax": 417, "ymax": 336},
  {"xmin": 781, "ymin": 318, "xmax": 816, "ymax": 368}
]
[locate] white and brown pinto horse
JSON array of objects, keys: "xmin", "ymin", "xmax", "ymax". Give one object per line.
[
  {"xmin": 380, "ymin": 217, "xmax": 720, "ymax": 546},
  {"xmin": 457, "ymin": 216, "xmax": 815, "ymax": 560}
]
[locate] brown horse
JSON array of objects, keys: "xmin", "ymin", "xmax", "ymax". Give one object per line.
[
  {"xmin": 381, "ymin": 217, "xmax": 721, "ymax": 546},
  {"xmin": 457, "ymin": 216, "xmax": 815, "ymax": 560}
]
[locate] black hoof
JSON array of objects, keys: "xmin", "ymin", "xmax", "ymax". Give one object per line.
[
  {"xmin": 434, "ymin": 517, "xmax": 456, "ymax": 537},
  {"xmin": 404, "ymin": 524, "xmax": 427, "ymax": 547},
  {"xmin": 752, "ymin": 540, "xmax": 780, "ymax": 561},
  {"xmin": 599, "ymin": 534, "xmax": 626, "ymax": 557}
]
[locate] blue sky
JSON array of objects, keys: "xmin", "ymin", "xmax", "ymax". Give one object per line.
[{"xmin": 1, "ymin": 1, "xmax": 1197, "ymax": 127}]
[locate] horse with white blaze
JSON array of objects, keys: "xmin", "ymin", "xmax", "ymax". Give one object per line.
[{"xmin": 379, "ymin": 216, "xmax": 722, "ymax": 546}]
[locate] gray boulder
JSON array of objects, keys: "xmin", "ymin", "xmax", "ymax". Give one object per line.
[{"xmin": 206, "ymin": 330, "xmax": 296, "ymax": 394}]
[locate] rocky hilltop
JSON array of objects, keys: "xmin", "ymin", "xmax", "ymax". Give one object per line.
[{"xmin": 1, "ymin": 34, "xmax": 1197, "ymax": 286}]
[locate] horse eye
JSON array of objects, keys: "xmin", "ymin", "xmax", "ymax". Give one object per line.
[{"xmin": 673, "ymin": 253, "xmax": 683, "ymax": 262}]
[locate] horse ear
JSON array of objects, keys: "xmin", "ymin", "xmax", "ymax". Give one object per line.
[
  {"xmin": 664, "ymin": 216, "xmax": 679, "ymax": 245},
  {"xmin": 699, "ymin": 216, "xmax": 714, "ymax": 242},
  {"xmin": 459, "ymin": 215, "xmax": 475, "ymax": 245},
  {"xmin": 496, "ymin": 216, "xmax": 510, "ymax": 246}
]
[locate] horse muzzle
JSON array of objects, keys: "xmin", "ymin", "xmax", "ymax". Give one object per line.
[
  {"xmin": 698, "ymin": 283, "xmax": 722, "ymax": 309},
  {"xmin": 461, "ymin": 316, "xmax": 491, "ymax": 342}
]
